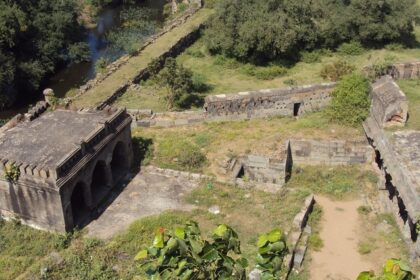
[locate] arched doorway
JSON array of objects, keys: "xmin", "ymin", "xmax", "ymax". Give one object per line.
[
  {"xmin": 111, "ymin": 142, "xmax": 129, "ymax": 183},
  {"xmin": 91, "ymin": 160, "xmax": 110, "ymax": 203},
  {"xmin": 71, "ymin": 182, "xmax": 89, "ymax": 227}
]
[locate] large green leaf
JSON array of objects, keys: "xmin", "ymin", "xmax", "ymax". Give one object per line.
[
  {"xmin": 134, "ymin": 249, "xmax": 148, "ymax": 261},
  {"xmin": 257, "ymin": 234, "xmax": 269, "ymax": 248},
  {"xmin": 190, "ymin": 239, "xmax": 204, "ymax": 254},
  {"xmin": 356, "ymin": 272, "xmax": 375, "ymax": 280},
  {"xmin": 153, "ymin": 231, "xmax": 165, "ymax": 249},
  {"xmin": 267, "ymin": 229, "xmax": 282, "ymax": 243},
  {"xmin": 270, "ymin": 241, "xmax": 285, "ymax": 253},
  {"xmin": 201, "ymin": 247, "xmax": 219, "ymax": 261},
  {"xmin": 174, "ymin": 227, "xmax": 185, "ymax": 240},
  {"xmin": 214, "ymin": 224, "xmax": 228, "ymax": 238}
]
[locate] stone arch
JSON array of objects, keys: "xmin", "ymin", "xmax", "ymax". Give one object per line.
[
  {"xmin": 70, "ymin": 182, "xmax": 89, "ymax": 227},
  {"xmin": 90, "ymin": 160, "xmax": 111, "ymax": 203},
  {"xmin": 111, "ymin": 141, "xmax": 129, "ymax": 183}
]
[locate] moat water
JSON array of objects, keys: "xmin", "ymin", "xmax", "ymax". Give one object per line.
[{"xmin": 0, "ymin": 0, "xmax": 165, "ymax": 120}]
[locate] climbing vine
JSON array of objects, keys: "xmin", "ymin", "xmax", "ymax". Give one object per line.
[{"xmin": 5, "ymin": 164, "xmax": 20, "ymax": 183}]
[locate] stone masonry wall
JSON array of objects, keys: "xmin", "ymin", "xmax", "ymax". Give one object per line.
[
  {"xmin": 371, "ymin": 75, "xmax": 408, "ymax": 128},
  {"xmin": 204, "ymin": 83, "xmax": 336, "ymax": 118},
  {"xmin": 389, "ymin": 61, "xmax": 420, "ymax": 80},
  {"xmin": 133, "ymin": 83, "xmax": 337, "ymax": 128},
  {"xmin": 289, "ymin": 139, "xmax": 373, "ymax": 166}
]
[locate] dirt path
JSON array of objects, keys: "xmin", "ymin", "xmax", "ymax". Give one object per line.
[{"xmin": 310, "ymin": 196, "xmax": 374, "ymax": 280}]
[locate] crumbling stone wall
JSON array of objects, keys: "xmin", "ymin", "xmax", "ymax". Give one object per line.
[
  {"xmin": 371, "ymin": 75, "xmax": 408, "ymax": 128},
  {"xmin": 389, "ymin": 61, "xmax": 420, "ymax": 80},
  {"xmin": 237, "ymin": 155, "xmax": 288, "ymax": 185},
  {"xmin": 289, "ymin": 139, "xmax": 373, "ymax": 166},
  {"xmin": 204, "ymin": 83, "xmax": 336, "ymax": 118}
]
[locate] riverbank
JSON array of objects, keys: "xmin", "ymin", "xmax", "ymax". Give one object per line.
[{"xmin": 72, "ymin": 7, "xmax": 212, "ymax": 108}]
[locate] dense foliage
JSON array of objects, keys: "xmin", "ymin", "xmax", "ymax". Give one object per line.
[
  {"xmin": 135, "ymin": 222, "xmax": 248, "ymax": 279},
  {"xmin": 326, "ymin": 73, "xmax": 371, "ymax": 126},
  {"xmin": 357, "ymin": 259, "xmax": 415, "ymax": 280},
  {"xmin": 0, "ymin": 0, "xmax": 88, "ymax": 109},
  {"xmin": 156, "ymin": 58, "xmax": 194, "ymax": 110},
  {"xmin": 204, "ymin": 0, "xmax": 420, "ymax": 63}
]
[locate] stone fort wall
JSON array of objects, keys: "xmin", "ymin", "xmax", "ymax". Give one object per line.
[
  {"xmin": 204, "ymin": 83, "xmax": 336, "ymax": 118},
  {"xmin": 289, "ymin": 139, "xmax": 373, "ymax": 166}
]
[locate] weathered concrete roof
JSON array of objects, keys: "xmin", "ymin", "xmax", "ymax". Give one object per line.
[{"xmin": 0, "ymin": 109, "xmax": 117, "ymax": 169}]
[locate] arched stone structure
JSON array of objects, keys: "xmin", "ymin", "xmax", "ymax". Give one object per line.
[
  {"xmin": 70, "ymin": 182, "xmax": 90, "ymax": 228},
  {"xmin": 111, "ymin": 141, "xmax": 129, "ymax": 184},
  {"xmin": 0, "ymin": 108, "xmax": 133, "ymax": 232}
]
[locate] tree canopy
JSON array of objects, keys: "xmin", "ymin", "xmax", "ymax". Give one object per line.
[
  {"xmin": 204, "ymin": 0, "xmax": 420, "ymax": 63},
  {"xmin": 0, "ymin": 0, "xmax": 88, "ymax": 109}
]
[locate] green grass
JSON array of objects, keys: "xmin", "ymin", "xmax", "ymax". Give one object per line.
[
  {"xmin": 397, "ymin": 79, "xmax": 420, "ymax": 130},
  {"xmin": 0, "ymin": 220, "xmax": 64, "ymax": 280},
  {"xmin": 115, "ymin": 34, "xmax": 420, "ymax": 110},
  {"xmin": 132, "ymin": 112, "xmax": 364, "ymax": 177}
]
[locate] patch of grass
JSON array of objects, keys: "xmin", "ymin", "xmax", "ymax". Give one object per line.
[
  {"xmin": 286, "ymin": 166, "xmax": 376, "ymax": 199},
  {"xmin": 0, "ymin": 219, "xmax": 62, "ymax": 280},
  {"xmin": 357, "ymin": 205, "xmax": 373, "ymax": 215},
  {"xmin": 397, "ymin": 79, "xmax": 420, "ymax": 130},
  {"xmin": 132, "ymin": 113, "xmax": 364, "ymax": 176},
  {"xmin": 358, "ymin": 240, "xmax": 375, "ymax": 255}
]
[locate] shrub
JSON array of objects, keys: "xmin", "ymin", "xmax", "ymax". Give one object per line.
[
  {"xmin": 364, "ymin": 60, "xmax": 393, "ymax": 81},
  {"xmin": 357, "ymin": 259, "xmax": 415, "ymax": 280},
  {"xmin": 300, "ymin": 49, "xmax": 332, "ymax": 64},
  {"xmin": 94, "ymin": 57, "xmax": 108, "ymax": 74},
  {"xmin": 185, "ymin": 48, "xmax": 205, "ymax": 58},
  {"xmin": 255, "ymin": 229, "xmax": 288, "ymax": 279},
  {"xmin": 337, "ymin": 41, "xmax": 366, "ymax": 56},
  {"xmin": 320, "ymin": 60, "xmax": 355, "ymax": 82},
  {"xmin": 135, "ymin": 222, "xmax": 248, "ymax": 279},
  {"xmin": 242, "ymin": 64, "xmax": 288, "ymax": 80},
  {"xmin": 326, "ymin": 74, "xmax": 370, "ymax": 126},
  {"xmin": 5, "ymin": 164, "xmax": 20, "ymax": 183},
  {"xmin": 284, "ymin": 79, "xmax": 297, "ymax": 86},
  {"xmin": 385, "ymin": 43, "xmax": 405, "ymax": 51},
  {"xmin": 178, "ymin": 145, "xmax": 207, "ymax": 171}
]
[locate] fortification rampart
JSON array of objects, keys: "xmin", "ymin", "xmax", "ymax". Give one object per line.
[
  {"xmin": 389, "ymin": 61, "xmax": 420, "ymax": 80},
  {"xmin": 204, "ymin": 83, "xmax": 336, "ymax": 118},
  {"xmin": 289, "ymin": 139, "xmax": 373, "ymax": 166}
]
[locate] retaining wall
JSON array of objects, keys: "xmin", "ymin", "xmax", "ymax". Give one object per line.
[
  {"xmin": 389, "ymin": 61, "xmax": 420, "ymax": 80},
  {"xmin": 204, "ymin": 83, "xmax": 336, "ymax": 118},
  {"xmin": 289, "ymin": 139, "xmax": 373, "ymax": 166}
]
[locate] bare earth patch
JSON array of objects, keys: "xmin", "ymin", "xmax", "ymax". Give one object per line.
[
  {"xmin": 310, "ymin": 196, "xmax": 374, "ymax": 280},
  {"xmin": 86, "ymin": 170, "xmax": 199, "ymax": 239}
]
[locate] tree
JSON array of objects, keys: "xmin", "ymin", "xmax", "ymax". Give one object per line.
[
  {"xmin": 326, "ymin": 73, "xmax": 370, "ymax": 126},
  {"xmin": 0, "ymin": 0, "xmax": 89, "ymax": 108},
  {"xmin": 203, "ymin": 0, "xmax": 420, "ymax": 62},
  {"xmin": 156, "ymin": 58, "xmax": 193, "ymax": 110}
]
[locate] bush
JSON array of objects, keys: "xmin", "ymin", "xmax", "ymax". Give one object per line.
[
  {"xmin": 241, "ymin": 64, "xmax": 287, "ymax": 80},
  {"xmin": 385, "ymin": 43, "xmax": 405, "ymax": 51},
  {"xmin": 284, "ymin": 79, "xmax": 297, "ymax": 86},
  {"xmin": 320, "ymin": 60, "xmax": 355, "ymax": 82},
  {"xmin": 326, "ymin": 74, "xmax": 371, "ymax": 126},
  {"xmin": 178, "ymin": 145, "xmax": 207, "ymax": 171},
  {"xmin": 357, "ymin": 259, "xmax": 415, "ymax": 280},
  {"xmin": 364, "ymin": 60, "xmax": 393, "ymax": 81},
  {"xmin": 94, "ymin": 58, "xmax": 108, "ymax": 74},
  {"xmin": 337, "ymin": 41, "xmax": 366, "ymax": 56},
  {"xmin": 301, "ymin": 49, "xmax": 333, "ymax": 63}
]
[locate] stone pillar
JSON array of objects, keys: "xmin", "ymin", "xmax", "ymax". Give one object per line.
[{"xmin": 43, "ymin": 88, "xmax": 55, "ymax": 105}]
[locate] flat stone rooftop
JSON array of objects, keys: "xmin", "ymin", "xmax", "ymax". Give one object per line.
[{"xmin": 0, "ymin": 110, "xmax": 114, "ymax": 168}]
